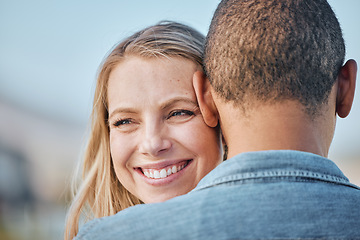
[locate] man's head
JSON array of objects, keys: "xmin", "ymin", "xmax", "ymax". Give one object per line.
[
  {"xmin": 204, "ymin": 0, "xmax": 345, "ymax": 117},
  {"xmin": 194, "ymin": 0, "xmax": 356, "ymax": 158}
]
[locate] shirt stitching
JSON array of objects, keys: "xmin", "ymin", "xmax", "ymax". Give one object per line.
[{"xmin": 194, "ymin": 170, "xmax": 359, "ymax": 191}]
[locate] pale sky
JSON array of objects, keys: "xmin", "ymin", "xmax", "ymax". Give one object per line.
[{"xmin": 0, "ymin": 0, "xmax": 359, "ymax": 158}]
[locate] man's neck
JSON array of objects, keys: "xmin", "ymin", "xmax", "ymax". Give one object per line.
[{"xmin": 219, "ymin": 101, "xmax": 335, "ymax": 159}]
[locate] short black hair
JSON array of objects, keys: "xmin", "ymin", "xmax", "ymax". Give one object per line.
[{"xmin": 205, "ymin": 0, "xmax": 345, "ymax": 116}]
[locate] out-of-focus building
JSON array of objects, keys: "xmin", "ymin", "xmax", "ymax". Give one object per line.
[{"xmin": 0, "ymin": 100, "xmax": 86, "ymax": 240}]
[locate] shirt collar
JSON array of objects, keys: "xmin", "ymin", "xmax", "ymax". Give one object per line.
[{"xmin": 193, "ymin": 150, "xmax": 357, "ymax": 192}]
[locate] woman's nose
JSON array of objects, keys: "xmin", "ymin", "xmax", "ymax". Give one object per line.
[{"xmin": 138, "ymin": 125, "xmax": 172, "ymax": 157}]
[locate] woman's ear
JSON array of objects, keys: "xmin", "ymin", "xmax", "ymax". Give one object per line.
[
  {"xmin": 193, "ymin": 71, "xmax": 219, "ymax": 127},
  {"xmin": 336, "ymin": 59, "xmax": 357, "ymax": 118}
]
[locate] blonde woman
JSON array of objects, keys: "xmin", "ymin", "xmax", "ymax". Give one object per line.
[{"xmin": 64, "ymin": 21, "xmax": 223, "ymax": 239}]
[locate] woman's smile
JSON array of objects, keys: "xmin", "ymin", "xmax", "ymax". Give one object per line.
[
  {"xmin": 138, "ymin": 159, "xmax": 191, "ymax": 179},
  {"xmin": 135, "ymin": 159, "xmax": 193, "ymax": 185}
]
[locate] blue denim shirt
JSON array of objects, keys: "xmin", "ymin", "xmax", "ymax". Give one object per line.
[{"xmin": 75, "ymin": 150, "xmax": 360, "ymax": 240}]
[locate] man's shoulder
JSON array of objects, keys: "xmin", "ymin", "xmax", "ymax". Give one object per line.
[
  {"xmin": 75, "ymin": 150, "xmax": 360, "ymax": 240},
  {"xmin": 75, "ymin": 181, "xmax": 360, "ymax": 240},
  {"xmin": 75, "ymin": 193, "xmax": 213, "ymax": 240}
]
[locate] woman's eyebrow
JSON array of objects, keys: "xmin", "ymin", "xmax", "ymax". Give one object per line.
[
  {"xmin": 161, "ymin": 97, "xmax": 197, "ymax": 110},
  {"xmin": 108, "ymin": 108, "xmax": 136, "ymax": 120},
  {"xmin": 109, "ymin": 97, "xmax": 197, "ymax": 119}
]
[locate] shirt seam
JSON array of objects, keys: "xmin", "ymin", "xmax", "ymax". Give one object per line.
[{"xmin": 194, "ymin": 170, "xmax": 359, "ymax": 192}]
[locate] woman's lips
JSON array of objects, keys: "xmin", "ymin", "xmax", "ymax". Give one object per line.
[
  {"xmin": 142, "ymin": 160, "xmax": 189, "ymax": 179},
  {"xmin": 135, "ymin": 160, "xmax": 192, "ymax": 181}
]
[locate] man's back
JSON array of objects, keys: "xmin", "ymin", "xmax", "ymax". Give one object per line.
[{"xmin": 76, "ymin": 151, "xmax": 360, "ymax": 240}]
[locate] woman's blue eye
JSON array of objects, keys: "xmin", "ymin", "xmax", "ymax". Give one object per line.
[
  {"xmin": 168, "ymin": 110, "xmax": 194, "ymax": 119},
  {"xmin": 114, "ymin": 119, "xmax": 132, "ymax": 127}
]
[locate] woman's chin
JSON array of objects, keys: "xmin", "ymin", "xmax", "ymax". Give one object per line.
[{"xmin": 140, "ymin": 191, "xmax": 187, "ymax": 204}]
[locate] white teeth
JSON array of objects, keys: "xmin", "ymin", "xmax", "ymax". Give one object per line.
[
  {"xmin": 153, "ymin": 170, "xmax": 160, "ymax": 179},
  {"xmin": 160, "ymin": 169, "xmax": 167, "ymax": 178},
  {"xmin": 142, "ymin": 161, "xmax": 189, "ymax": 180}
]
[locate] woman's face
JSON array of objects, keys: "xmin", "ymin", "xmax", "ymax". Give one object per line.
[{"xmin": 107, "ymin": 56, "xmax": 222, "ymax": 203}]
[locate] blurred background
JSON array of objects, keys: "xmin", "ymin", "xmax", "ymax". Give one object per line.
[{"xmin": 0, "ymin": 0, "xmax": 359, "ymax": 239}]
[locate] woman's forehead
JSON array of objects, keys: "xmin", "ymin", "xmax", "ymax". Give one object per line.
[{"xmin": 107, "ymin": 56, "xmax": 198, "ymax": 111}]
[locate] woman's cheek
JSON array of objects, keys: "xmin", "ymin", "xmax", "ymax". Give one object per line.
[
  {"xmin": 110, "ymin": 131, "xmax": 130, "ymax": 166},
  {"xmin": 175, "ymin": 119, "xmax": 211, "ymax": 147}
]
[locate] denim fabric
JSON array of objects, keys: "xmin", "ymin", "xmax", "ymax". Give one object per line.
[{"xmin": 75, "ymin": 150, "xmax": 360, "ymax": 240}]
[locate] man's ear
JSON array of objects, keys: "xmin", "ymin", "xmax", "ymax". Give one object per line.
[
  {"xmin": 193, "ymin": 71, "xmax": 219, "ymax": 127},
  {"xmin": 336, "ymin": 59, "xmax": 357, "ymax": 118}
]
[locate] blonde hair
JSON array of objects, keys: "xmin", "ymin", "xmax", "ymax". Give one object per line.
[{"xmin": 64, "ymin": 21, "xmax": 205, "ymax": 239}]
